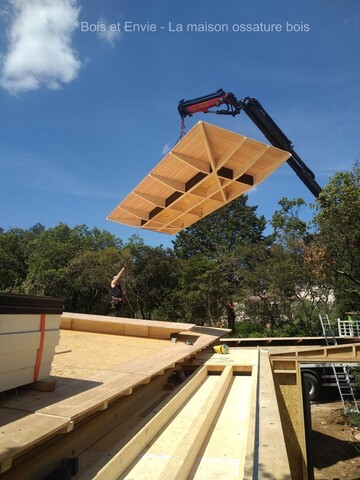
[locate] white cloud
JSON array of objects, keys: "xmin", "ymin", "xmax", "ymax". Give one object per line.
[
  {"xmin": 344, "ymin": 15, "xmax": 360, "ymax": 31},
  {"xmin": 97, "ymin": 16, "xmax": 122, "ymax": 47},
  {"xmin": 162, "ymin": 143, "xmax": 171, "ymax": 155},
  {"xmin": 0, "ymin": 0, "xmax": 81, "ymax": 94}
]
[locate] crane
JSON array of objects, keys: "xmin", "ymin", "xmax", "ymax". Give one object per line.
[{"xmin": 178, "ymin": 89, "xmax": 322, "ymax": 197}]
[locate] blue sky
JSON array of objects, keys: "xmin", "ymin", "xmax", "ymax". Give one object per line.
[{"xmin": 1, "ymin": 0, "xmax": 359, "ymax": 248}]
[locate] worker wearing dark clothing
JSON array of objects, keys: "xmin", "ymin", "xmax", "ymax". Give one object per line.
[
  {"xmin": 110, "ymin": 267, "xmax": 125, "ymax": 317},
  {"xmin": 226, "ymin": 301, "xmax": 236, "ymax": 334}
]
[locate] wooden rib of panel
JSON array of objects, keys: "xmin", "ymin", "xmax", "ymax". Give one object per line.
[{"xmin": 107, "ymin": 121, "xmax": 291, "ymax": 234}]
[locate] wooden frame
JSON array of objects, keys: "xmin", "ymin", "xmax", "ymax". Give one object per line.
[{"xmin": 107, "ymin": 121, "xmax": 291, "ymax": 234}]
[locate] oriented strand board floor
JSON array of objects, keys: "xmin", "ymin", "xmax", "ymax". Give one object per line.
[{"xmin": 53, "ymin": 329, "xmax": 170, "ymax": 379}]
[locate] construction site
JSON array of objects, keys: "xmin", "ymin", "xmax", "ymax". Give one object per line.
[
  {"xmin": 1, "ymin": 295, "xmax": 360, "ymax": 480},
  {"xmin": 1, "ymin": 90, "xmax": 360, "ymax": 479}
]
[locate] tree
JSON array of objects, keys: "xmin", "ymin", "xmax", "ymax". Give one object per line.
[
  {"xmin": 122, "ymin": 236, "xmax": 180, "ymax": 319},
  {"xmin": 173, "ymin": 195, "xmax": 267, "ymax": 260},
  {"xmin": 65, "ymin": 247, "xmax": 123, "ymax": 313},
  {"xmin": 312, "ymin": 162, "xmax": 360, "ymax": 313},
  {"xmin": 24, "ymin": 224, "xmax": 124, "ymax": 310},
  {"xmin": 0, "ymin": 228, "xmax": 29, "ymax": 292},
  {"xmin": 233, "ymin": 198, "xmax": 335, "ymax": 336},
  {"xmin": 170, "ymin": 195, "xmax": 270, "ymax": 327},
  {"xmin": 174, "ymin": 256, "xmax": 228, "ymax": 326}
]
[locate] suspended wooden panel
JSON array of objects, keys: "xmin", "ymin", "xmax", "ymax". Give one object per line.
[{"xmin": 107, "ymin": 121, "xmax": 291, "ymax": 234}]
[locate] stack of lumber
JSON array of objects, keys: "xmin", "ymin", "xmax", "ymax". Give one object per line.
[{"xmin": 0, "ymin": 293, "xmax": 63, "ymax": 393}]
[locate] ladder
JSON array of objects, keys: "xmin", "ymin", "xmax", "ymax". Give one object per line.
[{"xmin": 319, "ymin": 314, "xmax": 359, "ymax": 414}]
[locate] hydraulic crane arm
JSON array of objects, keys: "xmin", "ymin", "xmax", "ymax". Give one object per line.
[{"xmin": 178, "ymin": 89, "xmax": 322, "ymax": 197}]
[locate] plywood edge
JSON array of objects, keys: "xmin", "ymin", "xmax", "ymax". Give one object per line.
[
  {"xmin": 0, "ymin": 413, "xmax": 72, "ymax": 472},
  {"xmin": 61, "ymin": 312, "xmax": 195, "ymax": 339},
  {"xmin": 258, "ymin": 351, "xmax": 291, "ymax": 479}
]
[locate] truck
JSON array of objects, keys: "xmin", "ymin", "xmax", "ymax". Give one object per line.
[{"xmin": 302, "ymin": 318, "xmax": 360, "ymax": 400}]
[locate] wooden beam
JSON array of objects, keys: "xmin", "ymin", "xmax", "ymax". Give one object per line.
[
  {"xmin": 80, "ymin": 366, "xmax": 209, "ymax": 479},
  {"xmin": 215, "ymin": 137, "xmax": 248, "ymax": 170},
  {"xmin": 133, "ymin": 191, "xmax": 166, "ymax": 207},
  {"xmin": 270, "ymin": 343, "xmax": 360, "ymax": 362},
  {"xmin": 158, "ymin": 366, "xmax": 233, "ymax": 480},
  {"xmin": 199, "ymin": 123, "xmax": 227, "ymax": 203},
  {"xmin": 117, "ymin": 205, "xmax": 149, "ymax": 220},
  {"xmin": 149, "ymin": 173, "xmax": 186, "ymax": 192},
  {"xmin": 233, "ymin": 144, "xmax": 270, "ymax": 180},
  {"xmin": 258, "ymin": 351, "xmax": 291, "ymax": 478},
  {"xmin": 106, "ymin": 215, "xmax": 141, "ymax": 227},
  {"xmin": 169, "ymin": 151, "xmax": 211, "ymax": 173}
]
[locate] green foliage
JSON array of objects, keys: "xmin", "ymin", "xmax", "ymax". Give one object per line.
[
  {"xmin": 345, "ymin": 411, "xmax": 360, "ymax": 428},
  {"xmin": 0, "ymin": 163, "xmax": 358, "ymax": 331},
  {"xmin": 234, "ymin": 320, "xmax": 264, "ymax": 337},
  {"xmin": 175, "ymin": 256, "xmax": 228, "ymax": 326},
  {"xmin": 313, "ymin": 162, "xmax": 360, "ymax": 313},
  {"xmin": 0, "ymin": 223, "xmax": 124, "ymax": 314},
  {"xmin": 65, "ymin": 247, "xmax": 123, "ymax": 313},
  {"xmin": 173, "ymin": 195, "xmax": 266, "ymax": 260},
  {"xmin": 122, "ymin": 238, "xmax": 180, "ymax": 319},
  {"xmin": 271, "ymin": 197, "xmax": 310, "ymax": 251},
  {"xmin": 237, "ymin": 200, "xmax": 333, "ymax": 336},
  {"xmin": 172, "ymin": 195, "xmax": 269, "ymax": 325},
  {"xmin": 0, "ymin": 228, "xmax": 30, "ymax": 292},
  {"xmin": 350, "ymin": 366, "xmax": 360, "ymax": 397}
]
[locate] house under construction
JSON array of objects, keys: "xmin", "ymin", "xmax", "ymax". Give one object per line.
[
  {"xmin": 1, "ymin": 122, "xmax": 359, "ymax": 479},
  {"xmin": 1, "ymin": 302, "xmax": 360, "ymax": 480}
]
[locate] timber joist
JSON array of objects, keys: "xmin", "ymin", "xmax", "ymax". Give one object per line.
[
  {"xmin": 270, "ymin": 342, "xmax": 360, "ymax": 364},
  {"xmin": 107, "ymin": 121, "xmax": 290, "ymax": 234}
]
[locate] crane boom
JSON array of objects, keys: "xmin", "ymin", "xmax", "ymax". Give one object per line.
[{"xmin": 178, "ymin": 89, "xmax": 322, "ymax": 197}]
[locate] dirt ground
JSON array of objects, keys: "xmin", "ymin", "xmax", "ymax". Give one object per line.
[{"xmin": 311, "ymin": 390, "xmax": 360, "ymax": 480}]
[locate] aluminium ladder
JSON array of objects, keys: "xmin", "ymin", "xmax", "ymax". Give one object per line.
[{"xmin": 319, "ymin": 314, "xmax": 359, "ymax": 414}]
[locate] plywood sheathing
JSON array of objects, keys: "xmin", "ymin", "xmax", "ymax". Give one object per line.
[
  {"xmin": 107, "ymin": 121, "xmax": 291, "ymax": 234},
  {"xmin": 0, "ymin": 323, "xmax": 227, "ymax": 475}
]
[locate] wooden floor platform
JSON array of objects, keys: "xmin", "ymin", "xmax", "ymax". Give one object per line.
[
  {"xmin": 76, "ymin": 349, "xmax": 291, "ymax": 480},
  {"xmin": 0, "ymin": 318, "xmax": 228, "ymax": 477},
  {"xmin": 3, "ymin": 313, "xmax": 358, "ymax": 480}
]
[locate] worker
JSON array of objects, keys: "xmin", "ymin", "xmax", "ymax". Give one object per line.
[
  {"xmin": 110, "ymin": 267, "xmax": 125, "ymax": 317},
  {"xmin": 226, "ymin": 301, "xmax": 236, "ymax": 334}
]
